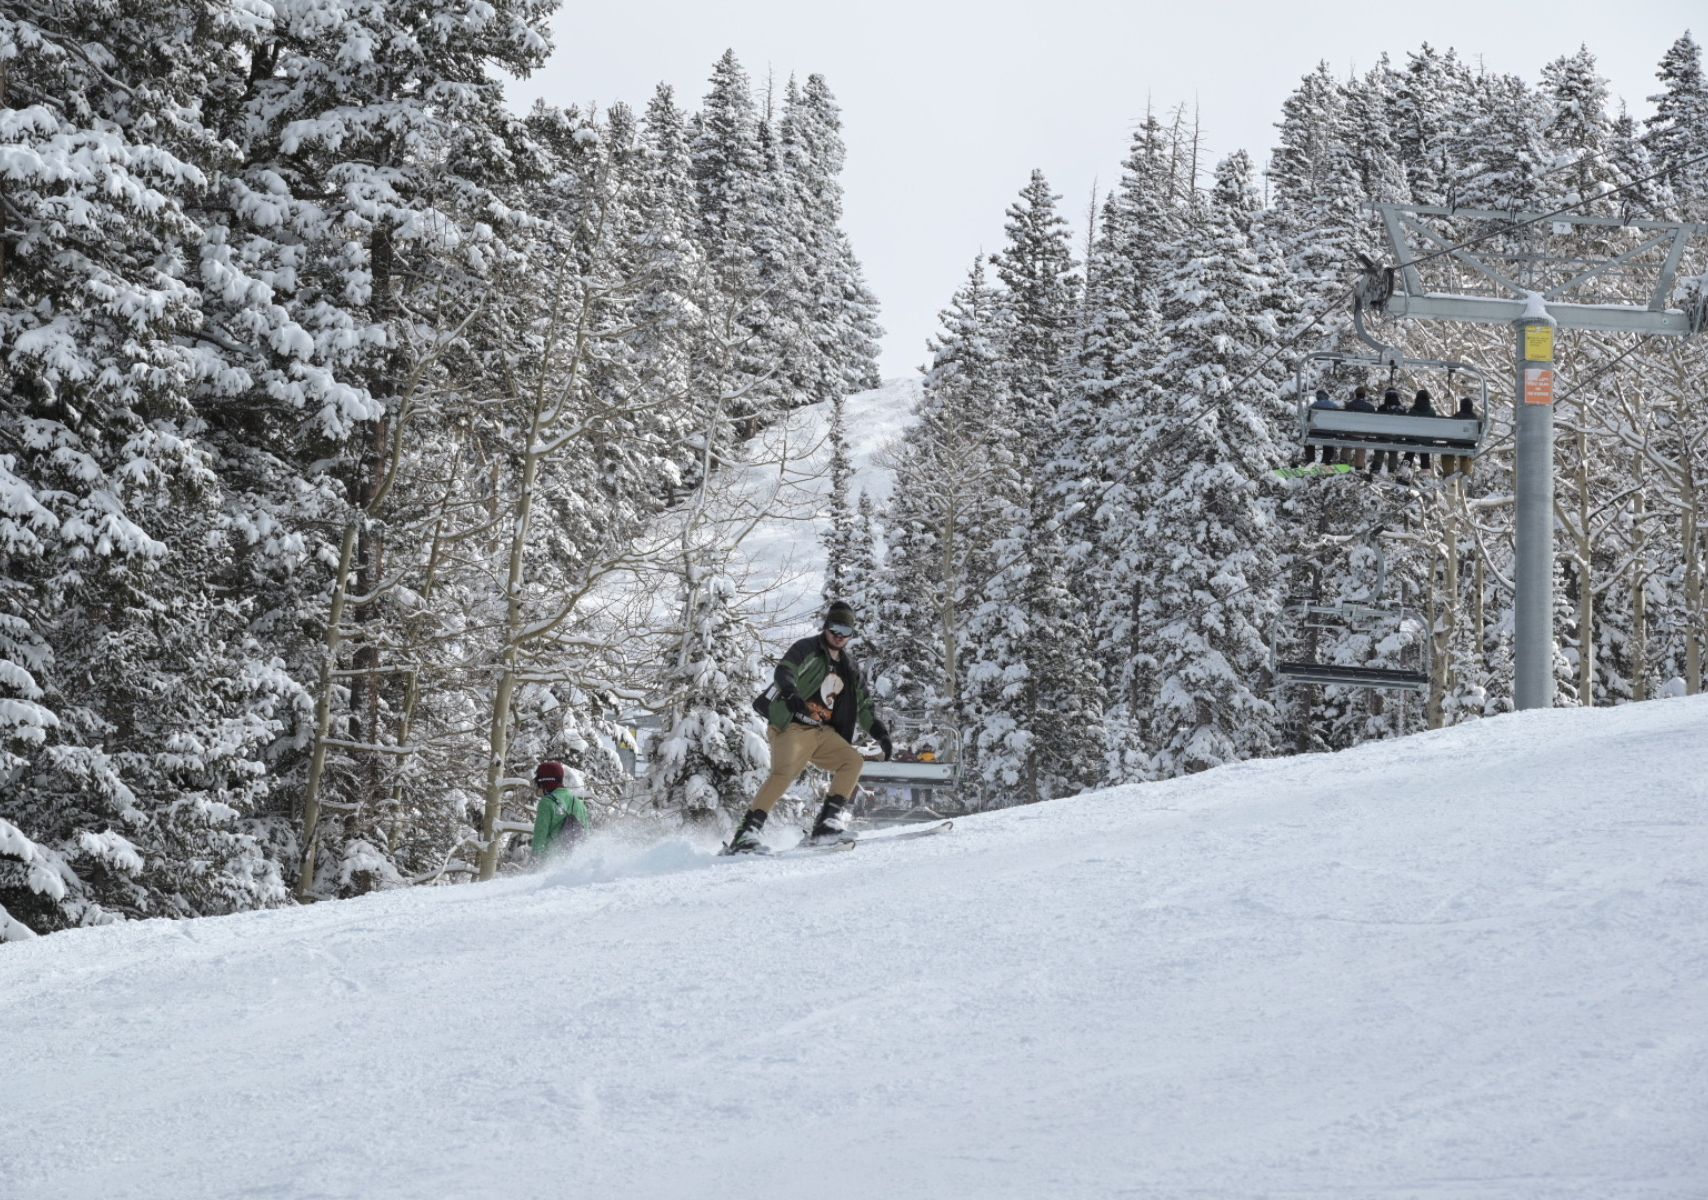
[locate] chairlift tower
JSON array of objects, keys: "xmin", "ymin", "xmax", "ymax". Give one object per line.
[{"xmin": 1364, "ymin": 204, "xmax": 1708, "ymax": 710}]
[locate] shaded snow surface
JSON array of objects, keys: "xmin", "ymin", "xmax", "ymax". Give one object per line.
[{"xmin": 4, "ymin": 698, "xmax": 1707, "ymax": 1199}]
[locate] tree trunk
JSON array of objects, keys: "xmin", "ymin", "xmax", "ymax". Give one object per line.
[
  {"xmin": 1474, "ymin": 553, "xmax": 1485, "ymax": 695},
  {"xmin": 341, "ymin": 220, "xmax": 400, "ymax": 836},
  {"xmin": 1297, "ymin": 560, "xmax": 1322, "ymax": 753},
  {"xmin": 475, "ymin": 407, "xmax": 546, "ymax": 881},
  {"xmin": 474, "ymin": 262, "xmax": 591, "ymax": 879},
  {"xmin": 296, "ymin": 519, "xmax": 360, "ymax": 898},
  {"xmin": 1632, "ymin": 490, "xmax": 1648, "ymax": 702},
  {"xmin": 1576, "ymin": 430, "xmax": 1594, "ymax": 706},
  {"xmin": 0, "ymin": 66, "xmax": 9, "ymax": 300},
  {"xmin": 1685, "ymin": 457, "xmax": 1702, "ymax": 695},
  {"xmin": 938, "ymin": 495, "xmax": 959, "ymax": 731},
  {"xmin": 1428, "ymin": 506, "xmax": 1455, "ymax": 730},
  {"xmin": 386, "ymin": 449, "xmax": 463, "ymax": 845}
]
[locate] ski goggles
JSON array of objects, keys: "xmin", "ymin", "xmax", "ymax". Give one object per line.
[{"xmin": 825, "ymin": 623, "xmax": 855, "ymax": 638}]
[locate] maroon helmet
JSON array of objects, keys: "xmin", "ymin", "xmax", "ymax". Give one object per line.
[{"xmin": 534, "ymin": 761, "xmax": 566, "ymax": 789}]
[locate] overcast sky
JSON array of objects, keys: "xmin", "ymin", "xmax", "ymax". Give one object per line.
[{"xmin": 505, "ymin": 1, "xmax": 1696, "ymax": 381}]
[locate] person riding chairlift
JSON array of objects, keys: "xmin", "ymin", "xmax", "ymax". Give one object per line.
[
  {"xmin": 1302, "ymin": 388, "xmax": 1341, "ymax": 465},
  {"xmin": 1343, "ymin": 385, "xmax": 1375, "ymax": 471},
  {"xmin": 1441, "ymin": 395, "xmax": 1479, "ymax": 478},
  {"xmin": 1370, "ymin": 387, "xmax": 1405, "ymax": 477},
  {"xmin": 1402, "ymin": 387, "xmax": 1439, "ymax": 473}
]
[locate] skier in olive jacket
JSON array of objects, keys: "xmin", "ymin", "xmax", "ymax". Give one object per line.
[
  {"xmin": 726, "ymin": 600, "xmax": 893, "ymax": 854},
  {"xmin": 531, "ymin": 761, "xmax": 590, "ymax": 860}
]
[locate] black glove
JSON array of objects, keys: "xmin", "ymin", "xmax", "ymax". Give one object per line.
[
  {"xmin": 785, "ymin": 692, "xmax": 809, "ymax": 719},
  {"xmin": 868, "ymin": 718, "xmax": 892, "ymax": 760}
]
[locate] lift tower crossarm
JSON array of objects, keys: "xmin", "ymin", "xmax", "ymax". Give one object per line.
[
  {"xmin": 1381, "ymin": 294, "xmax": 1696, "ymax": 335},
  {"xmin": 1375, "ymin": 205, "xmax": 1706, "ymax": 335}
]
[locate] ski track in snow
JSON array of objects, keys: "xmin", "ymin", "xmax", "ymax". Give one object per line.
[{"xmin": 3, "ymin": 699, "xmax": 1707, "ymax": 1199}]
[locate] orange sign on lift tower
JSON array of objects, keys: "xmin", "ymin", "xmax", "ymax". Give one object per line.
[{"xmin": 1524, "ymin": 367, "xmax": 1555, "ymax": 405}]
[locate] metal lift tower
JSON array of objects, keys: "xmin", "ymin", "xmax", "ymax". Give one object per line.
[{"xmin": 1365, "ymin": 204, "xmax": 1707, "ymax": 710}]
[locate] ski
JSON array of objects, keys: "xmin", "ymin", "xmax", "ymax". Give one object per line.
[
  {"xmin": 1272, "ymin": 463, "xmax": 1355, "ymax": 480},
  {"xmin": 716, "ymin": 819, "xmax": 951, "ymax": 858},
  {"xmin": 855, "ymin": 819, "xmax": 953, "ymax": 843},
  {"xmin": 717, "ymin": 837, "xmax": 856, "ymax": 859}
]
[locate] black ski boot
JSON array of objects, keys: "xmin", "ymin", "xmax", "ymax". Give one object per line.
[
  {"xmin": 808, "ymin": 794, "xmax": 853, "ymax": 845},
  {"xmin": 723, "ymin": 808, "xmax": 769, "ymax": 855}
]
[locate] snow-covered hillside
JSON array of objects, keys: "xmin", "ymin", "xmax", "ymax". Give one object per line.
[
  {"xmin": 728, "ymin": 376, "xmax": 919, "ymax": 642},
  {"xmin": 4, "ymin": 697, "xmax": 1706, "ymax": 1199}
]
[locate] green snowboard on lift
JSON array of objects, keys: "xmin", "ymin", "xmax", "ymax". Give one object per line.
[{"xmin": 1272, "ymin": 463, "xmax": 1355, "ymax": 480}]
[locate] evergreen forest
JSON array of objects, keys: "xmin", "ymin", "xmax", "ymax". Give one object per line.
[{"xmin": 2, "ymin": 2, "xmax": 1704, "ymax": 940}]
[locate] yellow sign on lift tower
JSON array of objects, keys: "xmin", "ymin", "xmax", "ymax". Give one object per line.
[{"xmin": 1525, "ymin": 324, "xmax": 1555, "ymax": 363}]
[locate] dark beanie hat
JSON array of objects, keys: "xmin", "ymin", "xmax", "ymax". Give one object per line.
[{"xmin": 824, "ymin": 600, "xmax": 856, "ymax": 631}]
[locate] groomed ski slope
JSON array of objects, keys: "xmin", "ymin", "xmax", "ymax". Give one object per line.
[{"xmin": 4, "ymin": 699, "xmax": 1706, "ymax": 1200}]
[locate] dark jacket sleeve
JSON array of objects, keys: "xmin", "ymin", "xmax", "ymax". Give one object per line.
[{"xmin": 774, "ymin": 637, "xmax": 817, "ymax": 703}]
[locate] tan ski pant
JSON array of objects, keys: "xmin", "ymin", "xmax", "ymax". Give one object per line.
[{"xmin": 750, "ymin": 722, "xmax": 865, "ymax": 812}]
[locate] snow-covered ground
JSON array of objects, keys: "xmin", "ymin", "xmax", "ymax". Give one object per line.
[{"xmin": 5, "ymin": 696, "xmax": 1706, "ymax": 1199}]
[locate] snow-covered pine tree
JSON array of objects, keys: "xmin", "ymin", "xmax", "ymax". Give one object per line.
[
  {"xmin": 630, "ymin": 84, "xmax": 708, "ymax": 507},
  {"xmin": 960, "ymin": 171, "xmax": 1103, "ymax": 804},
  {"xmin": 834, "ymin": 232, "xmax": 886, "ymax": 394},
  {"xmin": 821, "ymin": 393, "xmax": 857, "ymax": 603},
  {"xmin": 226, "ymin": 0, "xmax": 557, "ymax": 895},
  {"xmin": 1268, "ymin": 61, "xmax": 1395, "ymax": 321},
  {"xmin": 1448, "ymin": 72, "xmax": 1552, "ymax": 213},
  {"xmin": 1542, "ymin": 46, "xmax": 1622, "ymax": 211},
  {"xmin": 1387, "ymin": 44, "xmax": 1474, "ymax": 207},
  {"xmin": 646, "ymin": 569, "xmax": 769, "ymax": 827},
  {"xmin": 1341, "ymin": 57, "xmax": 1411, "ymax": 208},
  {"xmin": 0, "ymin": 0, "xmax": 300, "ymax": 936},
  {"xmin": 692, "ymin": 50, "xmax": 786, "ymax": 434},
  {"xmin": 1059, "ymin": 115, "xmax": 1182, "ymax": 782},
  {"xmin": 779, "ymin": 75, "xmax": 883, "ymax": 404},
  {"xmin": 873, "ymin": 259, "xmax": 1009, "ymax": 739},
  {"xmin": 1645, "ymin": 32, "xmax": 1708, "ymax": 219},
  {"xmin": 1269, "ymin": 64, "xmax": 1363, "ymax": 306},
  {"xmin": 843, "ymin": 492, "xmax": 883, "ymax": 660},
  {"xmin": 1138, "ymin": 153, "xmax": 1291, "ymax": 776}
]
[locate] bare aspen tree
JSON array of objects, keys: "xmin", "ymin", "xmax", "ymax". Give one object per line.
[{"xmin": 296, "ymin": 313, "xmax": 480, "ymax": 899}]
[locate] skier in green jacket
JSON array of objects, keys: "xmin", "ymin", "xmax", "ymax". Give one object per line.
[
  {"xmin": 531, "ymin": 761, "xmax": 590, "ymax": 859},
  {"xmin": 726, "ymin": 600, "xmax": 892, "ymax": 854}
]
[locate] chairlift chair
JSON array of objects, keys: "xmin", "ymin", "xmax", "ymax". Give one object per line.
[
  {"xmin": 1270, "ymin": 599, "xmax": 1431, "ymax": 694},
  {"xmin": 1297, "ymin": 350, "xmax": 1490, "ymax": 461},
  {"xmin": 858, "ymin": 758, "xmax": 959, "ymax": 787},
  {"xmin": 855, "ymin": 711, "xmax": 963, "ymax": 791}
]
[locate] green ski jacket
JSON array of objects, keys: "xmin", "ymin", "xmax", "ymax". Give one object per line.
[
  {"xmin": 754, "ymin": 635, "xmax": 882, "ymax": 743},
  {"xmin": 531, "ymin": 786, "xmax": 590, "ymax": 857}
]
